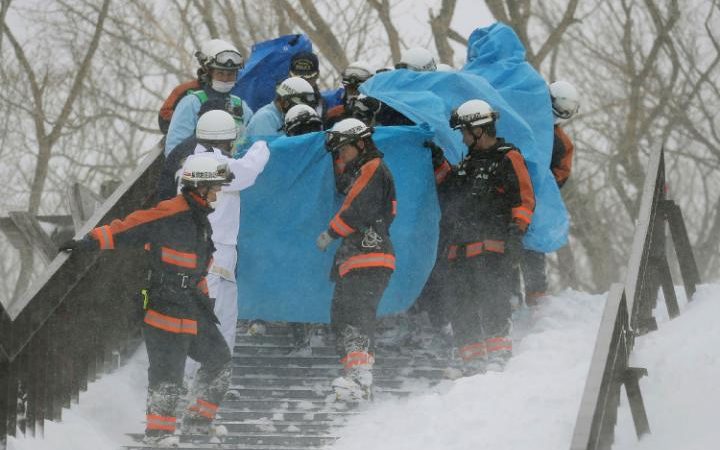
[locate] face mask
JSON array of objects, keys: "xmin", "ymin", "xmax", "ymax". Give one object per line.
[{"xmin": 212, "ymin": 80, "xmax": 235, "ymax": 93}]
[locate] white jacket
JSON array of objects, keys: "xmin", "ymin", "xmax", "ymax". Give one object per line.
[{"xmin": 192, "ymin": 141, "xmax": 270, "ymax": 247}]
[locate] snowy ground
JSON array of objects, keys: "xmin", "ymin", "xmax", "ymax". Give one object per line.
[
  {"xmin": 7, "ymin": 285, "xmax": 719, "ymax": 450},
  {"xmin": 331, "ymin": 285, "xmax": 720, "ymax": 450}
]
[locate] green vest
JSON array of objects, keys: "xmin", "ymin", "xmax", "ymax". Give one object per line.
[{"xmin": 190, "ymin": 90, "xmax": 245, "ymax": 123}]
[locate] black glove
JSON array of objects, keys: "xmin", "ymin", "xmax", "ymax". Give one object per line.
[
  {"xmin": 423, "ymin": 140, "xmax": 446, "ymax": 167},
  {"xmin": 58, "ymin": 236, "xmax": 94, "ymax": 253},
  {"xmin": 505, "ymin": 225, "xmax": 524, "ymax": 267}
]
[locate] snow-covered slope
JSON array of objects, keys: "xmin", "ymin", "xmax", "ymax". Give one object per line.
[
  {"xmin": 331, "ymin": 285, "xmax": 719, "ymax": 450},
  {"xmin": 7, "ymin": 285, "xmax": 719, "ymax": 450}
]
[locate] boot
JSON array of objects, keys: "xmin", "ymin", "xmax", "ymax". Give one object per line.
[
  {"xmin": 332, "ymin": 365, "xmax": 373, "ymax": 402},
  {"xmin": 143, "ymin": 432, "xmax": 180, "ymax": 448},
  {"xmin": 485, "ymin": 336, "xmax": 512, "ymax": 372},
  {"xmin": 182, "ymin": 415, "xmax": 228, "ymax": 443}
]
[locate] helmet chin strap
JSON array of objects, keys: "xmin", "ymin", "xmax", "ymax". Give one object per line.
[{"xmin": 468, "ymin": 126, "xmax": 485, "ymax": 151}]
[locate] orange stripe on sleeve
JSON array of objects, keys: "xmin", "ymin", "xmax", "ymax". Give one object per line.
[
  {"xmin": 104, "ymin": 196, "xmax": 190, "ymax": 238},
  {"xmin": 506, "ymin": 150, "xmax": 535, "ymax": 232},
  {"xmin": 553, "ymin": 126, "xmax": 574, "ymax": 186}
]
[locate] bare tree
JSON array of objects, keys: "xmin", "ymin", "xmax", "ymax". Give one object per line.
[{"xmin": 484, "ymin": 0, "xmax": 580, "ymax": 69}]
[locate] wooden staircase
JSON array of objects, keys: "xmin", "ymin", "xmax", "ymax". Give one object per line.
[{"xmin": 125, "ymin": 317, "xmax": 452, "ymax": 449}]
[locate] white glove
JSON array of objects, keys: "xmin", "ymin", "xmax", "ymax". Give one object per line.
[{"xmin": 316, "ymin": 231, "xmax": 334, "ymax": 251}]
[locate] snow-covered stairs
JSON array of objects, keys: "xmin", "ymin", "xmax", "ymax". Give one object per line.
[{"xmin": 124, "ymin": 318, "xmax": 450, "ymax": 449}]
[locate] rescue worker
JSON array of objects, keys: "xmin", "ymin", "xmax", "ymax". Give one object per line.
[
  {"xmin": 522, "ymin": 80, "xmax": 580, "ymax": 306},
  {"xmin": 60, "ymin": 155, "xmax": 235, "ymax": 447},
  {"xmin": 350, "ymin": 94, "xmax": 414, "ymax": 127},
  {"xmin": 289, "ymin": 51, "xmax": 327, "ymax": 117},
  {"xmin": 245, "ymin": 76, "xmax": 317, "ymax": 139},
  {"xmin": 439, "ymin": 99, "xmax": 535, "ymax": 375},
  {"xmin": 316, "ymin": 118, "xmax": 397, "ymax": 401},
  {"xmin": 325, "ymin": 61, "xmax": 374, "ymax": 128},
  {"xmin": 157, "ymin": 110, "xmax": 270, "ymax": 380},
  {"xmin": 284, "ymin": 104, "xmax": 323, "ymax": 136},
  {"xmin": 165, "ymin": 39, "xmax": 254, "ymax": 155},
  {"xmin": 281, "ymin": 104, "xmax": 324, "ymax": 356}
]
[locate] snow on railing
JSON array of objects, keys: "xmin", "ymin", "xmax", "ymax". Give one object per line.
[
  {"xmin": 0, "ymin": 143, "xmax": 165, "ymax": 449},
  {"xmin": 570, "ymin": 148, "xmax": 701, "ymax": 450}
]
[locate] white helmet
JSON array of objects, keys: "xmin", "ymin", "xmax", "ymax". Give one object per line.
[
  {"xmin": 436, "ymin": 63, "xmax": 455, "ymax": 72},
  {"xmin": 325, "ymin": 118, "xmax": 373, "ymax": 152},
  {"xmin": 549, "ymin": 80, "xmax": 580, "ymax": 121},
  {"xmin": 181, "ymin": 154, "xmax": 231, "ymax": 187},
  {"xmin": 342, "ymin": 61, "xmax": 374, "ymax": 85},
  {"xmin": 450, "ymin": 99, "xmax": 499, "ymax": 129},
  {"xmin": 196, "ymin": 110, "xmax": 237, "ymax": 141},
  {"xmin": 284, "ymin": 104, "xmax": 322, "ymax": 136},
  {"xmin": 397, "ymin": 47, "xmax": 437, "ymax": 72},
  {"xmin": 198, "ymin": 39, "xmax": 243, "ymax": 71},
  {"xmin": 276, "ymin": 77, "xmax": 317, "ymax": 106}
]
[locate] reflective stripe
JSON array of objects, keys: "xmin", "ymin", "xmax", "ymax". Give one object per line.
[
  {"xmin": 146, "ymin": 414, "xmax": 177, "ymax": 432},
  {"xmin": 338, "ymin": 253, "xmax": 396, "ymax": 277},
  {"xmin": 340, "ymin": 351, "xmax": 375, "ymax": 369},
  {"xmin": 459, "ymin": 342, "xmax": 487, "ymax": 361},
  {"xmin": 160, "ymin": 247, "xmax": 198, "ymax": 269},
  {"xmin": 434, "ymin": 161, "xmax": 451, "ymax": 184},
  {"xmin": 484, "ymin": 240, "xmax": 505, "ymax": 253},
  {"xmin": 447, "ymin": 240, "xmax": 505, "ymax": 260},
  {"xmin": 466, "ymin": 242, "xmax": 484, "ymax": 258},
  {"xmin": 512, "ymin": 206, "xmax": 533, "ymax": 224},
  {"xmin": 92, "ymin": 225, "xmax": 115, "ymax": 250},
  {"xmin": 330, "ymin": 215, "xmax": 355, "ymax": 237},
  {"xmin": 485, "ymin": 336, "xmax": 512, "ymax": 354},
  {"xmin": 144, "ymin": 309, "xmax": 198, "ymax": 335},
  {"xmin": 188, "ymin": 398, "xmax": 219, "ymax": 419}
]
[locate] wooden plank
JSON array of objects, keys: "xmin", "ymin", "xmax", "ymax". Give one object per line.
[
  {"xmin": 67, "ymin": 183, "xmax": 102, "ymax": 233},
  {"xmin": 7, "ymin": 212, "xmax": 58, "ymax": 263},
  {"xmin": 570, "ymin": 283, "xmax": 628, "ymax": 450},
  {"xmin": 625, "ymin": 149, "xmax": 664, "ymax": 331}
]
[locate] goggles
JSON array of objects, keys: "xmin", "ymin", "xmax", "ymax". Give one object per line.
[{"xmin": 211, "ymin": 50, "xmax": 244, "ymax": 69}]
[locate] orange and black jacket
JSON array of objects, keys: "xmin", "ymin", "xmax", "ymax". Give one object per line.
[
  {"xmin": 436, "ymin": 139, "xmax": 535, "ymax": 261},
  {"xmin": 328, "ymin": 148, "xmax": 397, "ymax": 278},
  {"xmin": 158, "ymin": 79, "xmax": 202, "ymax": 134},
  {"xmin": 83, "ymin": 191, "xmax": 215, "ymax": 334},
  {"xmin": 324, "ymin": 104, "xmax": 348, "ymax": 129},
  {"xmin": 551, "ymin": 124, "xmax": 574, "ymax": 188}
]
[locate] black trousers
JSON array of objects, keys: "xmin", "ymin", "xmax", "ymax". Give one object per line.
[
  {"xmin": 331, "ymin": 268, "xmax": 392, "ymax": 356},
  {"xmin": 411, "ymin": 258, "xmax": 449, "ymax": 328},
  {"xmin": 143, "ymin": 308, "xmax": 231, "ymax": 422},
  {"xmin": 443, "ymin": 253, "xmax": 513, "ymax": 347},
  {"xmin": 521, "ymin": 249, "xmax": 548, "ymax": 296}
]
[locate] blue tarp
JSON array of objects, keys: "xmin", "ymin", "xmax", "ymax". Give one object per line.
[
  {"xmin": 359, "ymin": 23, "xmax": 568, "ymax": 252},
  {"xmin": 232, "ymin": 34, "xmax": 312, "ymax": 112},
  {"xmin": 236, "ymin": 125, "xmax": 439, "ymax": 323}
]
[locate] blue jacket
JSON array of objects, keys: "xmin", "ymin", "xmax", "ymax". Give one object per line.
[
  {"xmin": 245, "ymin": 102, "xmax": 284, "ymax": 139},
  {"xmin": 164, "ymin": 90, "xmax": 254, "ymax": 155}
]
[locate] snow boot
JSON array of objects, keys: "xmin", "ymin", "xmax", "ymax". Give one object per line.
[
  {"xmin": 332, "ymin": 366, "xmax": 373, "ymax": 402},
  {"xmin": 182, "ymin": 415, "xmax": 228, "ymax": 443},
  {"xmin": 485, "ymin": 336, "xmax": 512, "ymax": 372},
  {"xmin": 143, "ymin": 432, "xmax": 180, "ymax": 448}
]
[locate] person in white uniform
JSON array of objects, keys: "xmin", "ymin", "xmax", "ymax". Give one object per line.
[{"xmin": 180, "ymin": 110, "xmax": 270, "ymax": 378}]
